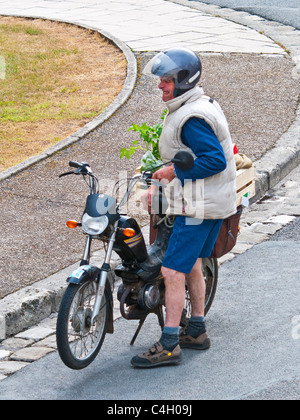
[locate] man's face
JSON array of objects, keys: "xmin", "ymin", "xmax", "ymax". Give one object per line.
[{"xmin": 159, "ymin": 77, "xmax": 175, "ymax": 102}]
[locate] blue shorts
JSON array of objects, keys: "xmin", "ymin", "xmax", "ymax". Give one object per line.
[{"xmin": 162, "ymin": 216, "xmax": 223, "ymax": 274}]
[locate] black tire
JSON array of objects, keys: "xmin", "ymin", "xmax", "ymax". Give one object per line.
[
  {"xmin": 56, "ymin": 281, "xmax": 109, "ymax": 370},
  {"xmin": 203, "ymin": 257, "xmax": 218, "ymax": 315},
  {"xmin": 180, "ymin": 257, "xmax": 218, "ymax": 327}
]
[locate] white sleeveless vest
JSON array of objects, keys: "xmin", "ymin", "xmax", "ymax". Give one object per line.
[{"xmin": 159, "ymin": 86, "xmax": 236, "ymax": 220}]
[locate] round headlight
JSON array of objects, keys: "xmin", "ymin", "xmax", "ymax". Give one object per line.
[{"xmin": 82, "ymin": 214, "xmax": 109, "ymax": 235}]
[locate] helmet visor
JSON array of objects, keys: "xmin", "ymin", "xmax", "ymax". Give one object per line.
[{"xmin": 143, "ymin": 52, "xmax": 180, "ymax": 79}]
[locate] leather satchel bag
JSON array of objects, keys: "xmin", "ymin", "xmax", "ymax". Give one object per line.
[{"xmin": 210, "ymin": 206, "xmax": 243, "ymax": 258}]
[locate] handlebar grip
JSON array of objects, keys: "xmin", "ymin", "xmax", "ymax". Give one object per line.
[
  {"xmin": 142, "ymin": 172, "xmax": 153, "ymax": 186},
  {"xmin": 69, "ymin": 161, "xmax": 81, "ymax": 168}
]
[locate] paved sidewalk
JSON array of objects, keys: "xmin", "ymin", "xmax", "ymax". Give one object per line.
[{"xmin": 0, "ymin": 0, "xmax": 285, "ymax": 54}]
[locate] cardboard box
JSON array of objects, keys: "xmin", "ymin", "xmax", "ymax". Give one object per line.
[{"xmin": 236, "ymin": 165, "xmax": 255, "ymax": 207}]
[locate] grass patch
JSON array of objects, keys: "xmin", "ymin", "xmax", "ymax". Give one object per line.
[{"xmin": 0, "ymin": 17, "xmax": 127, "ymax": 171}]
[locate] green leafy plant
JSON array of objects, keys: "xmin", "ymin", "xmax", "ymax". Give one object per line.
[{"xmin": 120, "ymin": 110, "xmax": 167, "ymax": 172}]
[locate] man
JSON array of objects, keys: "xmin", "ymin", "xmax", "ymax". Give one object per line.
[{"xmin": 131, "ymin": 47, "xmax": 236, "ymax": 368}]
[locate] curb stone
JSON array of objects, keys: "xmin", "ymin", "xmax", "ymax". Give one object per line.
[
  {"xmin": 0, "ymin": 316, "xmax": 5, "ymax": 341},
  {"xmin": 0, "ymin": 3, "xmax": 300, "ymax": 342}
]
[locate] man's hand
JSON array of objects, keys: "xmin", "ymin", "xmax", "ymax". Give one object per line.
[
  {"xmin": 141, "ymin": 165, "xmax": 176, "ymax": 211},
  {"xmin": 141, "ymin": 184, "xmax": 157, "ymax": 211},
  {"xmin": 153, "ymin": 165, "xmax": 176, "ymax": 183}
]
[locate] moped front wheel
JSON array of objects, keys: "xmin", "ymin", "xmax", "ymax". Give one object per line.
[{"xmin": 56, "ymin": 280, "xmax": 108, "ymax": 370}]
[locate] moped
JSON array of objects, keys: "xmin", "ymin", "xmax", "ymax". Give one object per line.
[{"xmin": 56, "ymin": 152, "xmax": 218, "ymax": 370}]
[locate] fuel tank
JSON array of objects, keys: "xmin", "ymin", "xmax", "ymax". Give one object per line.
[{"xmin": 114, "ymin": 216, "xmax": 148, "ymax": 263}]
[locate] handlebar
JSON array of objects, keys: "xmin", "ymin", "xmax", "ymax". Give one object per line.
[
  {"xmin": 69, "ymin": 161, "xmax": 90, "ymax": 169},
  {"xmin": 69, "ymin": 160, "xmax": 81, "ymax": 168},
  {"xmin": 60, "ymin": 160, "xmax": 165, "ymax": 210},
  {"xmin": 59, "ymin": 161, "xmax": 96, "ymax": 194},
  {"xmin": 141, "ymin": 170, "xmax": 153, "ymax": 185}
]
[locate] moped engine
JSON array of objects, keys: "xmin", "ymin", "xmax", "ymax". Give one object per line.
[
  {"xmin": 138, "ymin": 283, "xmax": 160, "ymax": 310},
  {"xmin": 117, "ymin": 277, "xmax": 163, "ymax": 320}
]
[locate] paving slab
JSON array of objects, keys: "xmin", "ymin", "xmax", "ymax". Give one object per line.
[
  {"xmin": 0, "ymin": 350, "xmax": 11, "ymax": 360},
  {"xmin": 0, "ymin": 360, "xmax": 30, "ymax": 376},
  {"xmin": 15, "ymin": 327, "xmax": 55, "ymax": 342},
  {"xmin": 10, "ymin": 346, "xmax": 55, "ymax": 363},
  {"xmin": 0, "ymin": 337, "xmax": 35, "ymax": 351}
]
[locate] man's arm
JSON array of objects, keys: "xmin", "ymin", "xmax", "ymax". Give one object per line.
[{"xmin": 175, "ymin": 117, "xmax": 227, "ymax": 182}]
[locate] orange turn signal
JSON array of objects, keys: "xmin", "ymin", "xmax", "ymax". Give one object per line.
[
  {"xmin": 123, "ymin": 228, "xmax": 136, "ymax": 238},
  {"xmin": 67, "ymin": 220, "xmax": 78, "ymax": 229}
]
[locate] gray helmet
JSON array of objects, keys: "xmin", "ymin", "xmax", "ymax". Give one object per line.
[{"xmin": 143, "ymin": 47, "xmax": 202, "ymax": 96}]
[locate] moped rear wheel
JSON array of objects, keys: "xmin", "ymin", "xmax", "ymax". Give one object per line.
[
  {"xmin": 181, "ymin": 257, "xmax": 218, "ymax": 327},
  {"xmin": 203, "ymin": 257, "xmax": 218, "ymax": 314},
  {"xmin": 56, "ymin": 280, "xmax": 108, "ymax": 370}
]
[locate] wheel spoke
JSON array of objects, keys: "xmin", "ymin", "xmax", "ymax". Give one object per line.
[{"xmin": 57, "ymin": 281, "xmax": 108, "ymax": 368}]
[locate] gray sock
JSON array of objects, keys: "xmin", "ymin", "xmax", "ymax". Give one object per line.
[
  {"xmin": 159, "ymin": 326, "xmax": 180, "ymax": 351},
  {"xmin": 186, "ymin": 316, "xmax": 206, "ymax": 338}
]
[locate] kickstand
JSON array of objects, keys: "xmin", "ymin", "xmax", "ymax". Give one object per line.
[
  {"xmin": 130, "ymin": 317, "xmax": 147, "ymax": 346},
  {"xmin": 130, "ymin": 306, "xmax": 165, "ymax": 346},
  {"xmin": 156, "ymin": 305, "xmax": 165, "ymax": 331}
]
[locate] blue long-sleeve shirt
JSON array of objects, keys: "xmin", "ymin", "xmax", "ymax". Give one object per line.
[{"xmin": 174, "ymin": 117, "xmax": 227, "ymax": 184}]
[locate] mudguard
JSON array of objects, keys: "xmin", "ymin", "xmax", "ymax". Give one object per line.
[
  {"xmin": 67, "ymin": 265, "xmax": 100, "ymax": 285},
  {"xmin": 67, "ymin": 265, "xmax": 114, "ymax": 334}
]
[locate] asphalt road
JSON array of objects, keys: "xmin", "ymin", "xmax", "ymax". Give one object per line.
[
  {"xmin": 0, "ymin": 224, "xmax": 299, "ymax": 400},
  {"xmin": 272, "ymin": 216, "xmax": 300, "ymax": 241},
  {"xmin": 194, "ymin": 0, "xmax": 300, "ymax": 30}
]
